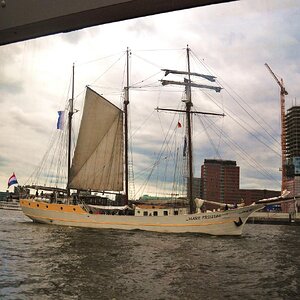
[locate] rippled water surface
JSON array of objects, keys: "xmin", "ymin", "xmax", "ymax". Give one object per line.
[{"xmin": 0, "ymin": 210, "xmax": 299, "ymax": 299}]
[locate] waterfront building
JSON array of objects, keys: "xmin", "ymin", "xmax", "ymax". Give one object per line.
[
  {"xmin": 284, "ymin": 106, "xmax": 300, "ymax": 212},
  {"xmin": 286, "ymin": 106, "xmax": 300, "ymax": 159},
  {"xmin": 200, "ymin": 159, "xmax": 281, "ymax": 208},
  {"xmin": 0, "ymin": 191, "xmax": 9, "ymax": 201},
  {"xmin": 239, "ymin": 189, "xmax": 280, "ymax": 207},
  {"xmin": 201, "ymin": 159, "xmax": 240, "ymax": 204}
]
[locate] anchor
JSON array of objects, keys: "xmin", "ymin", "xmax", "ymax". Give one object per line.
[{"xmin": 234, "ymin": 217, "xmax": 243, "ymax": 227}]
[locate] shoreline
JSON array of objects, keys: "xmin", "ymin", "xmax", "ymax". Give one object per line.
[{"xmin": 247, "ymin": 212, "xmax": 300, "ymax": 225}]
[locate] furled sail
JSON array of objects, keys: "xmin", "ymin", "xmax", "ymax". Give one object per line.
[{"xmin": 69, "ymin": 87, "xmax": 123, "ymax": 191}]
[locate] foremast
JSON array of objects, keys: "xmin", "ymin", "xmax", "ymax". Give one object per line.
[
  {"xmin": 159, "ymin": 46, "xmax": 223, "ymax": 213},
  {"xmin": 124, "ymin": 48, "xmax": 130, "ymax": 205},
  {"xmin": 67, "ymin": 51, "xmax": 129, "ymax": 201}
]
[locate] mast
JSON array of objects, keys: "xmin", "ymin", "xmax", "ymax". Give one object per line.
[
  {"xmin": 186, "ymin": 46, "xmax": 195, "ymax": 213},
  {"xmin": 159, "ymin": 47, "xmax": 222, "ymax": 214},
  {"xmin": 124, "ymin": 48, "xmax": 130, "ymax": 205},
  {"xmin": 67, "ymin": 63, "xmax": 75, "ymax": 196}
]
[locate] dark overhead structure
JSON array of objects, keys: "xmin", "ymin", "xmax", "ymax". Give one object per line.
[{"xmin": 0, "ymin": 0, "xmax": 236, "ymax": 46}]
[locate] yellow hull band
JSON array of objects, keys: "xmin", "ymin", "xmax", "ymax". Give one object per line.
[{"xmin": 20, "ymin": 200, "xmax": 86, "ymax": 214}]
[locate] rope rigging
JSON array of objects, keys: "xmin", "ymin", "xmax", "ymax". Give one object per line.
[
  {"xmin": 191, "ymin": 49, "xmax": 281, "ymax": 146},
  {"xmin": 24, "ymin": 47, "xmax": 284, "ymax": 198},
  {"xmin": 134, "ymin": 105, "xmax": 186, "ymax": 199},
  {"xmin": 195, "ymin": 114, "xmax": 280, "ymax": 184}
]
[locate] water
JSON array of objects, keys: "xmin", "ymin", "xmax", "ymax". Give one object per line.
[{"xmin": 0, "ymin": 210, "xmax": 299, "ymax": 300}]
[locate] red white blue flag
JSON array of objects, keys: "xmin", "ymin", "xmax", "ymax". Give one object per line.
[
  {"xmin": 57, "ymin": 111, "xmax": 65, "ymax": 130},
  {"xmin": 8, "ymin": 173, "xmax": 18, "ymax": 188}
]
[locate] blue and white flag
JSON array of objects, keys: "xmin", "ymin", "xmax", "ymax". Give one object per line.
[
  {"xmin": 8, "ymin": 173, "xmax": 18, "ymax": 188},
  {"xmin": 57, "ymin": 111, "xmax": 65, "ymax": 130}
]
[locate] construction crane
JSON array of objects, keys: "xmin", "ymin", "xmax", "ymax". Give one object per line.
[{"xmin": 265, "ymin": 63, "xmax": 288, "ymax": 192}]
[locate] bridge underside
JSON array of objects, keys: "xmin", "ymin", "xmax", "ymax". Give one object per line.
[{"xmin": 0, "ymin": 0, "xmax": 236, "ymax": 45}]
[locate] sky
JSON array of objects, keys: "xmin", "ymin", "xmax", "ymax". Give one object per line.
[{"xmin": 1, "ymin": 0, "xmax": 300, "ymax": 196}]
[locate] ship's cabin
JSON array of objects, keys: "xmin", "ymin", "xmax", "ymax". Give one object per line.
[{"xmin": 134, "ymin": 205, "xmax": 188, "ymax": 217}]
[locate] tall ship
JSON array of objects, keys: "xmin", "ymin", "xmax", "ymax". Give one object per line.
[{"xmin": 20, "ymin": 47, "xmax": 294, "ymax": 235}]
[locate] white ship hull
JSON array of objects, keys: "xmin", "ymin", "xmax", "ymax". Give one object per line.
[{"xmin": 20, "ymin": 199, "xmax": 264, "ymax": 236}]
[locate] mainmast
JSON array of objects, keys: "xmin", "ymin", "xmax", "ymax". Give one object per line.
[
  {"xmin": 124, "ymin": 48, "xmax": 130, "ymax": 205},
  {"xmin": 185, "ymin": 46, "xmax": 195, "ymax": 213},
  {"xmin": 159, "ymin": 46, "xmax": 223, "ymax": 214},
  {"xmin": 67, "ymin": 63, "xmax": 75, "ymax": 196}
]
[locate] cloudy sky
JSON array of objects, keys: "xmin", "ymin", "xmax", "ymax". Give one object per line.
[{"xmin": 1, "ymin": 0, "xmax": 300, "ymax": 196}]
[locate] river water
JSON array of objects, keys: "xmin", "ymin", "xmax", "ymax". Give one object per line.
[{"xmin": 0, "ymin": 210, "xmax": 299, "ymax": 300}]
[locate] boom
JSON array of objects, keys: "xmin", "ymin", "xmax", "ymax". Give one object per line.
[{"xmin": 265, "ymin": 63, "xmax": 288, "ymax": 95}]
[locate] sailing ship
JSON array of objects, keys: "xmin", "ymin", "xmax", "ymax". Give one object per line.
[{"xmin": 20, "ymin": 47, "xmax": 295, "ymax": 235}]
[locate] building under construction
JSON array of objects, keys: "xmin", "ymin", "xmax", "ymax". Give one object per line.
[
  {"xmin": 283, "ymin": 106, "xmax": 300, "ymax": 214},
  {"xmin": 265, "ymin": 63, "xmax": 299, "ymax": 213},
  {"xmin": 286, "ymin": 106, "xmax": 300, "ymax": 160},
  {"xmin": 285, "ymin": 106, "xmax": 300, "ymax": 208}
]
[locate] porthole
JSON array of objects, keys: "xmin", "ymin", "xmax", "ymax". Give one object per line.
[
  {"xmin": 73, "ymin": 208, "xmax": 76, "ymax": 211},
  {"xmin": 60, "ymin": 207, "xmax": 63, "ymax": 210}
]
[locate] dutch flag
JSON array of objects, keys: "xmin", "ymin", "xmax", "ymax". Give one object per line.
[{"xmin": 8, "ymin": 173, "xmax": 18, "ymax": 188}]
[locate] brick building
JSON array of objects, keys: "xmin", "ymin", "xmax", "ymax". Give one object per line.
[
  {"xmin": 239, "ymin": 189, "xmax": 280, "ymax": 206},
  {"xmin": 200, "ymin": 159, "xmax": 281, "ymax": 207},
  {"xmin": 201, "ymin": 159, "xmax": 240, "ymax": 204}
]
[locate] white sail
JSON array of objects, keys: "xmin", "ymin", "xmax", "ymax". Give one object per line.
[{"xmin": 69, "ymin": 87, "xmax": 123, "ymax": 191}]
